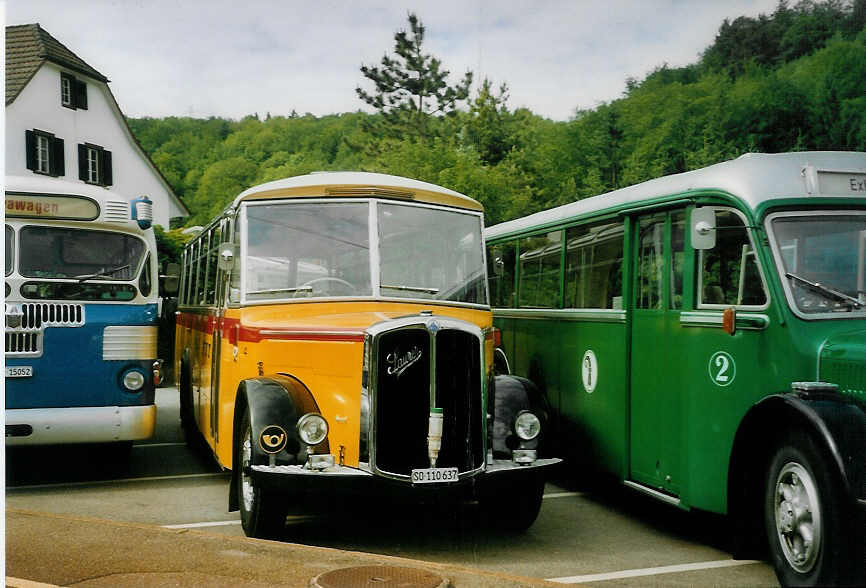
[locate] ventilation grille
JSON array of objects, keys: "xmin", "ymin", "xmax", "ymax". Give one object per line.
[
  {"xmin": 16, "ymin": 303, "xmax": 85, "ymax": 329},
  {"xmin": 5, "ymin": 331, "xmax": 42, "ymax": 356},
  {"xmin": 104, "ymin": 200, "xmax": 129, "ymax": 222},
  {"xmin": 102, "ymin": 326, "xmax": 157, "ymax": 360}
]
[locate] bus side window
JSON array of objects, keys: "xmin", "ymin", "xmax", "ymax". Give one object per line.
[
  {"xmin": 564, "ymin": 220, "xmax": 624, "ymax": 309},
  {"xmin": 204, "ymin": 225, "xmax": 220, "ymax": 305},
  {"xmin": 636, "ymin": 214, "xmax": 666, "ymax": 309},
  {"xmin": 518, "ymin": 231, "xmax": 562, "ymax": 308},
  {"xmin": 486, "ymin": 241, "xmax": 516, "ymax": 308},
  {"xmin": 698, "ymin": 209, "xmax": 767, "ymax": 308}
]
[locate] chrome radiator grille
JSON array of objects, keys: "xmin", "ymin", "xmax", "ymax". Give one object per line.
[
  {"xmin": 369, "ymin": 318, "xmax": 484, "ymax": 479},
  {"xmin": 5, "ymin": 331, "xmax": 42, "ymax": 355},
  {"xmin": 16, "ymin": 303, "xmax": 85, "ymax": 328},
  {"xmin": 5, "ymin": 303, "xmax": 84, "ymax": 357}
]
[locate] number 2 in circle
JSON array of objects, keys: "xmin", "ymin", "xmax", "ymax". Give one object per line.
[{"xmin": 708, "ymin": 351, "xmax": 736, "ymax": 387}]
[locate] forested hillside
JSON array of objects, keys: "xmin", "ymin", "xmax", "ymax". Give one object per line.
[{"xmin": 129, "ymin": 0, "xmax": 866, "ymax": 238}]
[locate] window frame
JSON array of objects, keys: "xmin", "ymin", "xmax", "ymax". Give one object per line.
[
  {"xmin": 78, "ymin": 142, "xmax": 112, "ymax": 186},
  {"xmin": 60, "ymin": 72, "xmax": 87, "ymax": 110},
  {"xmin": 26, "ymin": 129, "xmax": 65, "ymax": 177},
  {"xmin": 695, "ymin": 206, "xmax": 770, "ymax": 311}
]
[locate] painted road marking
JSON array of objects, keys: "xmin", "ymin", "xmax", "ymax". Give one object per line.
[
  {"xmin": 162, "ymin": 494, "xmax": 582, "ymax": 529},
  {"xmin": 163, "ymin": 520, "xmax": 241, "ymax": 529},
  {"xmin": 546, "ymin": 559, "xmax": 763, "ymax": 583},
  {"xmin": 543, "ymin": 491, "xmax": 585, "ymax": 499},
  {"xmin": 6, "ymin": 577, "xmax": 60, "ymax": 588},
  {"xmin": 7, "ymin": 472, "xmax": 229, "ymax": 492},
  {"xmin": 164, "ymin": 515, "xmax": 318, "ymax": 529}
]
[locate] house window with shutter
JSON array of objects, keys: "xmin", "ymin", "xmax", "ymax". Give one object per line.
[
  {"xmin": 25, "ymin": 129, "xmax": 65, "ymax": 177},
  {"xmin": 78, "ymin": 143, "xmax": 112, "ymax": 186},
  {"xmin": 60, "ymin": 72, "xmax": 87, "ymax": 110}
]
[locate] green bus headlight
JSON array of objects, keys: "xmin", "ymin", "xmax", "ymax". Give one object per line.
[
  {"xmin": 297, "ymin": 413, "xmax": 328, "ymax": 446},
  {"xmin": 514, "ymin": 410, "xmax": 541, "ymax": 441}
]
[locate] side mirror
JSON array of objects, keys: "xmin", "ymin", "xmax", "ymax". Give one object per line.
[
  {"xmin": 218, "ymin": 242, "xmax": 238, "ymax": 271},
  {"xmin": 691, "ymin": 208, "xmax": 717, "ymax": 250},
  {"xmin": 161, "ymin": 262, "xmax": 180, "ymax": 295}
]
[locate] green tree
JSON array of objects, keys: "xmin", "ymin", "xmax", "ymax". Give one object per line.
[{"xmin": 356, "ymin": 13, "xmax": 473, "ymax": 141}]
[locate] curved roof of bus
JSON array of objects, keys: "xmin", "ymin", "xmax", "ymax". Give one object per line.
[
  {"xmin": 485, "ymin": 151, "xmax": 866, "ymax": 239},
  {"xmin": 5, "ymin": 174, "xmax": 132, "ymax": 203},
  {"xmin": 231, "ymin": 171, "xmax": 482, "ymax": 212}
]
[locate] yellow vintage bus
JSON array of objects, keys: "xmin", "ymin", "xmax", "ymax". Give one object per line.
[{"xmin": 175, "ymin": 172, "xmax": 559, "ymax": 538}]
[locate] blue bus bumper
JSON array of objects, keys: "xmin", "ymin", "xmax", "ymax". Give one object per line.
[{"xmin": 5, "ymin": 404, "xmax": 156, "ymax": 445}]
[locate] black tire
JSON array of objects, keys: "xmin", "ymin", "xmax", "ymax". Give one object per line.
[
  {"xmin": 237, "ymin": 409, "xmax": 289, "ymax": 539},
  {"xmin": 103, "ymin": 440, "xmax": 133, "ymax": 462},
  {"xmin": 479, "ymin": 474, "xmax": 545, "ymax": 532},
  {"xmin": 764, "ymin": 433, "xmax": 855, "ymax": 586}
]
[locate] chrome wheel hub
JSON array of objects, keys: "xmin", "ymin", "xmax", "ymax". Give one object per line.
[{"xmin": 773, "ymin": 462, "xmax": 821, "ymax": 573}]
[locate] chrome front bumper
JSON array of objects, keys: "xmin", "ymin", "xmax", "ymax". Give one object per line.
[
  {"xmin": 249, "ymin": 457, "xmax": 561, "ymax": 495},
  {"xmin": 5, "ymin": 405, "xmax": 156, "ymax": 445}
]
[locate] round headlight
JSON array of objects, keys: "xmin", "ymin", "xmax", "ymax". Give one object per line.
[
  {"xmin": 122, "ymin": 369, "xmax": 146, "ymax": 391},
  {"xmin": 514, "ymin": 411, "xmax": 541, "ymax": 441},
  {"xmin": 297, "ymin": 413, "xmax": 328, "ymax": 446}
]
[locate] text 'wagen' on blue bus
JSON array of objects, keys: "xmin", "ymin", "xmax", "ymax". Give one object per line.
[{"xmin": 5, "ymin": 175, "xmax": 161, "ymax": 451}]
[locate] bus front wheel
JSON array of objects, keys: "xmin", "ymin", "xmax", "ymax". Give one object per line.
[
  {"xmin": 479, "ymin": 474, "xmax": 545, "ymax": 532},
  {"xmin": 237, "ymin": 409, "xmax": 288, "ymax": 540},
  {"xmin": 764, "ymin": 434, "xmax": 852, "ymax": 586}
]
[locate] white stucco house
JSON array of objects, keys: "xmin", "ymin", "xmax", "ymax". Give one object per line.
[{"xmin": 5, "ymin": 23, "xmax": 189, "ymax": 228}]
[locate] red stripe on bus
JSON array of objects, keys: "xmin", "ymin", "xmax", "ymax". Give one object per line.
[{"xmin": 176, "ymin": 314, "xmax": 365, "ymax": 343}]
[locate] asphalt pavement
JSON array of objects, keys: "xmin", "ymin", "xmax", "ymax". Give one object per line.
[{"xmin": 6, "ymin": 508, "xmax": 564, "ymax": 588}]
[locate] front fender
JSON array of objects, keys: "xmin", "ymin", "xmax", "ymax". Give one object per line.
[
  {"xmin": 228, "ymin": 373, "xmax": 325, "ymax": 511},
  {"xmin": 728, "ymin": 391, "xmax": 866, "ymax": 557},
  {"xmin": 491, "ymin": 375, "xmax": 551, "ymax": 458}
]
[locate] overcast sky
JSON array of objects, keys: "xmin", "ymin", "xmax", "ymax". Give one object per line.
[{"xmin": 6, "ymin": 0, "xmax": 780, "ymax": 121}]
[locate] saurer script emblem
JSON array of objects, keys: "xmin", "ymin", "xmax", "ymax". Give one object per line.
[{"xmin": 386, "ymin": 346, "xmax": 422, "ymax": 378}]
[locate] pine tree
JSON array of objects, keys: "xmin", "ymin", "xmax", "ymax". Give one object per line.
[{"xmin": 356, "ymin": 13, "xmax": 473, "ymax": 141}]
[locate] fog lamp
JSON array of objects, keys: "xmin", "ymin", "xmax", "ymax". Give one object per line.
[
  {"xmin": 122, "ymin": 369, "xmax": 146, "ymax": 391},
  {"xmin": 514, "ymin": 411, "xmax": 541, "ymax": 441},
  {"xmin": 297, "ymin": 413, "xmax": 328, "ymax": 446}
]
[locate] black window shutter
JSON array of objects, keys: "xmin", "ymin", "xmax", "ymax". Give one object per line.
[
  {"xmin": 25, "ymin": 130, "xmax": 37, "ymax": 171},
  {"xmin": 74, "ymin": 80, "xmax": 88, "ymax": 110},
  {"xmin": 50, "ymin": 137, "xmax": 65, "ymax": 176},
  {"xmin": 102, "ymin": 150, "xmax": 113, "ymax": 186},
  {"xmin": 78, "ymin": 144, "xmax": 88, "ymax": 181}
]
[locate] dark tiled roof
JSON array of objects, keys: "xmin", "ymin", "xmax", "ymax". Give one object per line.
[{"xmin": 6, "ymin": 23, "xmax": 108, "ymax": 105}]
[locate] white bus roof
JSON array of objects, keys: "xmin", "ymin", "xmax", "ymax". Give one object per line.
[
  {"xmin": 6, "ymin": 175, "xmax": 127, "ymax": 202},
  {"xmin": 486, "ymin": 151, "xmax": 866, "ymax": 240},
  {"xmin": 5, "ymin": 175, "xmax": 146, "ymax": 228},
  {"xmin": 231, "ymin": 171, "xmax": 482, "ymax": 212}
]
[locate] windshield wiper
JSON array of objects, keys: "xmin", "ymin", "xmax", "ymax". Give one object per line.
[
  {"xmin": 247, "ymin": 286, "xmax": 312, "ymax": 295},
  {"xmin": 75, "ymin": 264, "xmax": 131, "ymax": 283},
  {"xmin": 786, "ymin": 272, "xmax": 863, "ymax": 309},
  {"xmin": 380, "ymin": 283, "xmax": 440, "ymax": 294}
]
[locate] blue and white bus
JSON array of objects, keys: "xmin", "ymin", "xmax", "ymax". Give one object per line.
[{"xmin": 5, "ymin": 175, "xmax": 161, "ymax": 450}]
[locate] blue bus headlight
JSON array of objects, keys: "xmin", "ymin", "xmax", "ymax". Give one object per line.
[
  {"xmin": 122, "ymin": 369, "xmax": 146, "ymax": 392},
  {"xmin": 514, "ymin": 410, "xmax": 541, "ymax": 441},
  {"xmin": 297, "ymin": 413, "xmax": 328, "ymax": 446}
]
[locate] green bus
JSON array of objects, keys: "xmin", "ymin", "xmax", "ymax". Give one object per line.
[{"xmin": 484, "ymin": 152, "xmax": 865, "ymax": 586}]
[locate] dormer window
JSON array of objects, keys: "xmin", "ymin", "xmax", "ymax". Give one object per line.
[
  {"xmin": 25, "ymin": 129, "xmax": 65, "ymax": 176},
  {"xmin": 60, "ymin": 72, "xmax": 88, "ymax": 110},
  {"xmin": 78, "ymin": 142, "xmax": 112, "ymax": 186}
]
